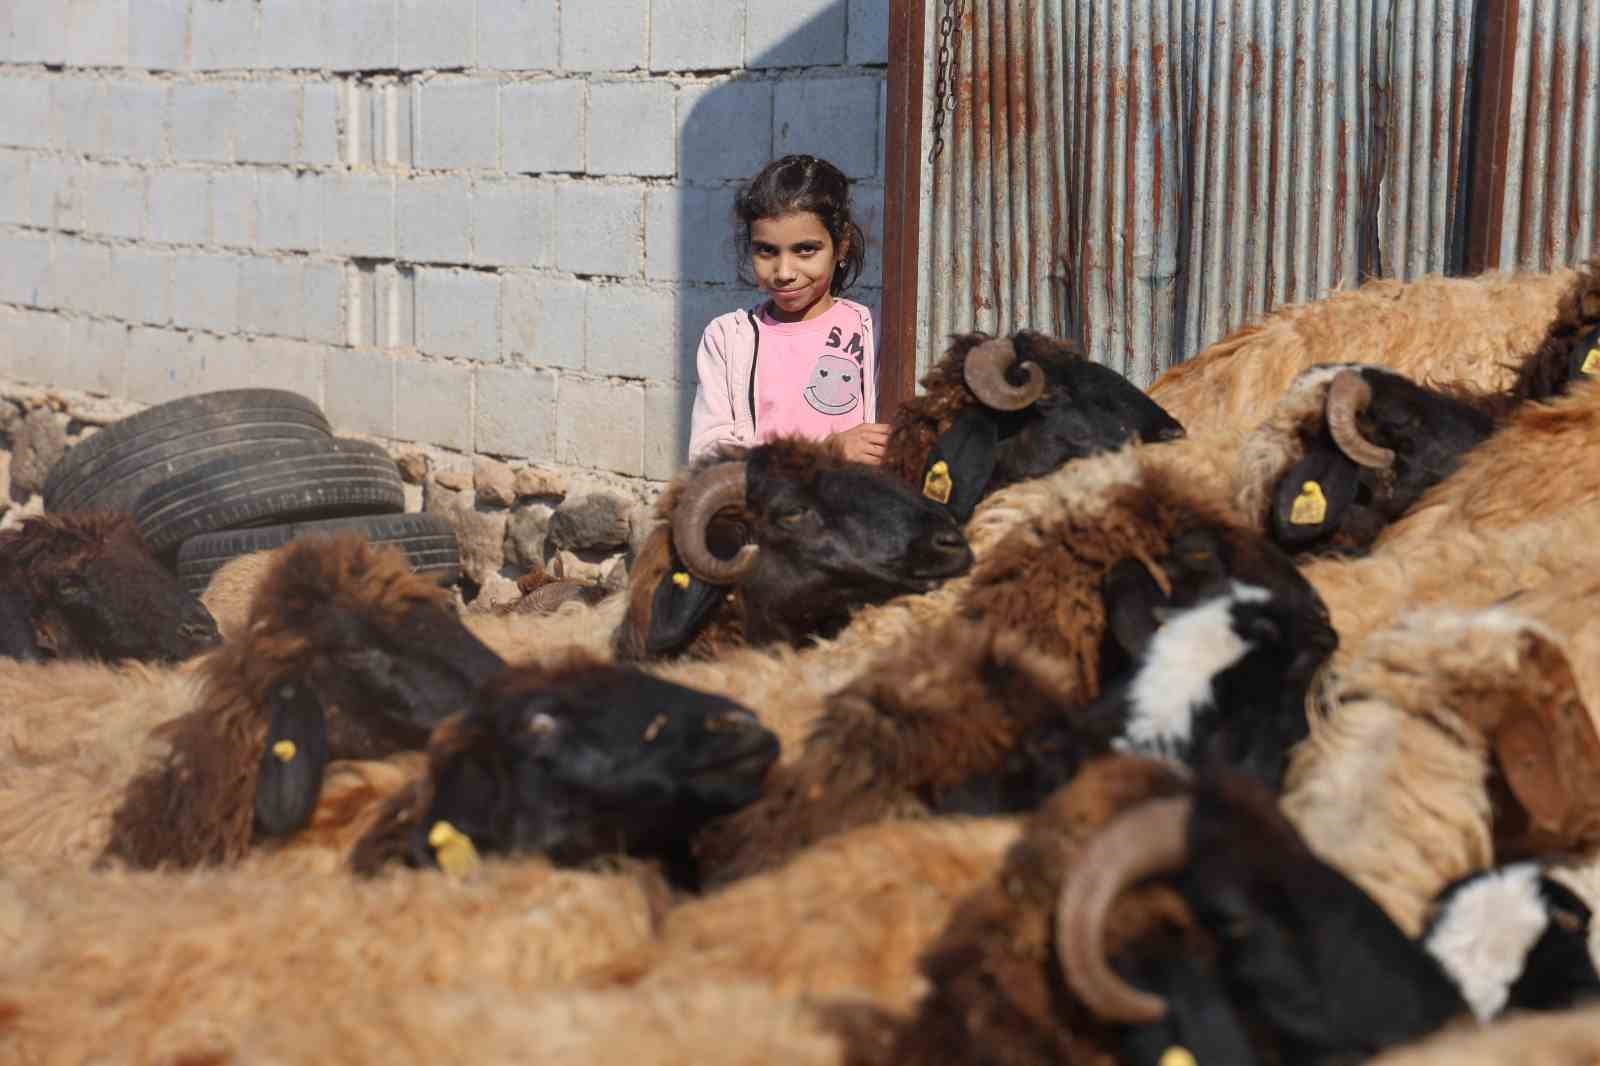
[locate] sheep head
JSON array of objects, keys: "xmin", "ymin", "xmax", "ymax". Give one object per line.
[
  {"xmin": 350, "ymin": 659, "xmax": 779, "ymax": 888},
  {"xmin": 0, "ymin": 512, "xmax": 219, "ymax": 663}
]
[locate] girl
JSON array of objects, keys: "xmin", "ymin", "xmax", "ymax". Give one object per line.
[{"xmin": 687, "ymin": 155, "xmax": 888, "ymax": 466}]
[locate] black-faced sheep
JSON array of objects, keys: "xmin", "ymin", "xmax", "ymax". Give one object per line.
[
  {"xmin": 100, "ymin": 532, "xmax": 507, "ymax": 870},
  {"xmin": 882, "ymin": 330, "xmax": 1185, "ymax": 523},
  {"xmin": 346, "ymin": 658, "xmax": 779, "ymax": 891},
  {"xmin": 614, "ymin": 435, "xmax": 972, "ymax": 661},
  {"xmin": 0, "ymin": 511, "xmax": 219, "ymax": 663}
]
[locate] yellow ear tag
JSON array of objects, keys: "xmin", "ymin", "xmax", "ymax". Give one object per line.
[
  {"xmin": 1159, "ymin": 1048, "xmax": 1198, "ymax": 1066},
  {"xmin": 1289, "ymin": 480, "xmax": 1327, "ymax": 525},
  {"xmin": 1581, "ymin": 346, "xmax": 1600, "ymax": 375},
  {"xmin": 428, "ymin": 820, "xmax": 481, "ymax": 879},
  {"xmin": 671, "ymin": 571, "xmax": 690, "ymax": 589},
  {"xmin": 923, "ymin": 459, "xmax": 953, "ymax": 505},
  {"xmin": 271, "ymin": 740, "xmax": 297, "ymax": 762}
]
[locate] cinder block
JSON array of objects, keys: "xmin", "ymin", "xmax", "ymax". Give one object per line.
[
  {"xmin": 320, "ymin": 172, "xmax": 394, "ymax": 257},
  {"xmin": 560, "ymin": 0, "xmax": 646, "ymax": 72},
  {"xmin": 66, "ymin": 0, "xmax": 131, "ymax": 68},
  {"xmin": 235, "ymin": 83, "xmax": 301, "ymax": 165},
  {"xmin": 324, "ymin": 347, "xmax": 396, "ymax": 437},
  {"xmin": 145, "ymin": 169, "xmax": 211, "ymax": 244},
  {"xmin": 303, "ymin": 83, "xmax": 340, "ymax": 164},
  {"xmin": 210, "ymin": 169, "xmax": 257, "ymax": 246},
  {"xmin": 645, "ymin": 185, "xmax": 740, "ymax": 284},
  {"xmin": 676, "ymin": 80, "xmax": 772, "ymax": 182},
  {"xmin": 260, "ymin": 0, "xmax": 329, "ymax": 69},
  {"xmin": 129, "ymin": 0, "xmax": 188, "ymax": 69},
  {"xmin": 66, "ymin": 316, "xmax": 130, "ymax": 395},
  {"xmin": 650, "ymin": 0, "xmax": 742, "ymax": 71},
  {"xmin": 84, "ymin": 165, "xmax": 147, "ymax": 240},
  {"xmin": 325, "ymin": 0, "xmax": 398, "ymax": 71},
  {"xmin": 191, "ymin": 0, "xmax": 258, "ymax": 70},
  {"xmin": 471, "ymin": 178, "xmax": 553, "ymax": 267},
  {"xmin": 415, "ymin": 268, "xmax": 498, "ymax": 359},
  {"xmin": 413, "ymin": 81, "xmax": 500, "ymax": 170},
  {"xmin": 255, "ymin": 170, "xmax": 320, "ymax": 252},
  {"xmin": 9, "ymin": 311, "xmax": 72, "ymax": 387},
  {"xmin": 302, "ymin": 260, "xmax": 344, "ymax": 344},
  {"xmin": 0, "ymin": 151, "xmax": 28, "ymax": 224},
  {"xmin": 126, "ymin": 326, "xmax": 204, "ymax": 406},
  {"xmin": 0, "ymin": 79, "xmax": 53, "ymax": 149},
  {"xmin": 852, "ymin": 181, "xmax": 884, "ymax": 286},
  {"xmin": 502, "ymin": 80, "xmax": 584, "ymax": 174},
  {"xmin": 587, "ymin": 82, "xmax": 675, "ymax": 177},
  {"xmin": 12, "ymin": 0, "xmax": 68, "ymax": 65},
  {"xmin": 172, "ymin": 253, "xmax": 241, "ymax": 333},
  {"xmin": 557, "ymin": 375, "xmax": 644, "ymax": 476},
  {"xmin": 585, "ymin": 284, "xmax": 677, "ymax": 380},
  {"xmin": 395, "ymin": 358, "xmax": 473, "ymax": 450},
  {"xmin": 27, "ymin": 158, "xmax": 83, "ymax": 231},
  {"xmin": 476, "ymin": 0, "xmax": 557, "ymax": 71},
  {"xmin": 847, "ymin": 0, "xmax": 889, "ymax": 65},
  {"xmin": 500, "ymin": 273, "xmax": 584, "ymax": 368},
  {"xmin": 643, "ymin": 379, "xmax": 694, "ymax": 479},
  {"xmin": 0, "ymin": 4, "xmax": 11, "ymax": 63},
  {"xmin": 171, "ymin": 83, "xmax": 236, "ymax": 162},
  {"xmin": 216, "ymin": 336, "xmax": 328, "ymax": 404},
  {"xmin": 101, "ymin": 81, "xmax": 168, "ymax": 160},
  {"xmin": 240, "ymin": 256, "xmax": 305, "ymax": 338},
  {"xmin": 747, "ymin": 0, "xmax": 846, "ymax": 68},
  {"xmin": 0, "ymin": 233, "xmax": 51, "ymax": 307},
  {"xmin": 52, "ymin": 78, "xmax": 104, "ymax": 155},
  {"xmin": 554, "ymin": 182, "xmax": 642, "ymax": 278},
  {"xmin": 400, "ymin": 0, "xmax": 475, "ymax": 70},
  {"xmin": 475, "ymin": 365, "xmax": 557, "ymax": 459},
  {"xmin": 106, "ymin": 245, "xmax": 172, "ymax": 323},
  {"xmin": 774, "ymin": 77, "xmax": 880, "ymax": 179},
  {"xmin": 397, "ymin": 176, "xmax": 472, "ymax": 263}
]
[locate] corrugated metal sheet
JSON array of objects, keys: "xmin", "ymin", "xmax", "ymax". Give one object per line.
[
  {"xmin": 912, "ymin": 0, "xmax": 1597, "ymax": 388},
  {"xmin": 1492, "ymin": 0, "xmax": 1600, "ymax": 270}
]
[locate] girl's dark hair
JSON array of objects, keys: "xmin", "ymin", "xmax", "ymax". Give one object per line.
[{"xmin": 733, "ymin": 154, "xmax": 866, "ymax": 296}]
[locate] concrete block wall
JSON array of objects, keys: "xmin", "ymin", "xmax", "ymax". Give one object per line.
[{"xmin": 0, "ymin": 0, "xmax": 888, "ymax": 485}]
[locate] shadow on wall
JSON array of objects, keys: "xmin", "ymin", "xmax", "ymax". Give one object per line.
[{"xmin": 668, "ymin": 0, "xmax": 888, "ymax": 475}]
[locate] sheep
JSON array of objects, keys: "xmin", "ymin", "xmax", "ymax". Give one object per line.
[
  {"xmin": 345, "ymin": 656, "xmax": 780, "ymax": 891},
  {"xmin": 694, "ymin": 449, "xmax": 1333, "ymax": 886},
  {"xmin": 1281, "ymin": 605, "xmax": 1600, "ymax": 937},
  {"xmin": 199, "ymin": 546, "xmax": 278, "ymax": 641},
  {"xmin": 612, "ymin": 435, "xmax": 973, "ymax": 662},
  {"xmin": 0, "ymin": 511, "xmax": 219, "ymax": 662},
  {"xmin": 1146, "ymin": 262, "xmax": 1587, "ymax": 434},
  {"xmin": 1365, "ymin": 1006, "xmax": 1600, "ymax": 1066},
  {"xmin": 99, "ymin": 531, "xmax": 508, "ymax": 871},
  {"xmin": 881, "ymin": 330, "xmax": 1185, "ymax": 523}
]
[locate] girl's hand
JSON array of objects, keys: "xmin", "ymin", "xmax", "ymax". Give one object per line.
[{"xmin": 827, "ymin": 423, "xmax": 891, "ymax": 465}]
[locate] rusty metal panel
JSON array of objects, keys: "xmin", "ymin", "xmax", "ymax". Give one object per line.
[{"xmin": 1491, "ymin": 0, "xmax": 1600, "ymax": 271}]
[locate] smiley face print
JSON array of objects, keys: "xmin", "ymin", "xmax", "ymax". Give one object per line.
[{"xmin": 804, "ymin": 353, "xmax": 861, "ymax": 415}]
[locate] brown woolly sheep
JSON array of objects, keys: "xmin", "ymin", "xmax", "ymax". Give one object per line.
[
  {"xmin": 1282, "ymin": 605, "xmax": 1600, "ymax": 938},
  {"xmin": 1365, "ymin": 1007, "xmax": 1600, "ymax": 1066},
  {"xmin": 199, "ymin": 546, "xmax": 278, "ymax": 641},
  {"xmin": 1147, "ymin": 263, "xmax": 1585, "ymax": 433},
  {"xmin": 101, "ymin": 532, "xmax": 506, "ymax": 870},
  {"xmin": 0, "ymin": 511, "xmax": 219, "ymax": 662}
]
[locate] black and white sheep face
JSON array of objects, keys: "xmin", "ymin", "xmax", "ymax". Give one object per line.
[
  {"xmin": 1424, "ymin": 863, "xmax": 1600, "ymax": 1022},
  {"xmin": 410, "ymin": 668, "xmax": 780, "ymax": 879}
]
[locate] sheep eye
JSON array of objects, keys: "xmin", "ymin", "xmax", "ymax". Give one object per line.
[
  {"xmin": 1553, "ymin": 906, "xmax": 1585, "ymax": 934},
  {"xmin": 643, "ymin": 713, "xmax": 668, "ymax": 743},
  {"xmin": 776, "ymin": 510, "xmax": 809, "ymax": 528}
]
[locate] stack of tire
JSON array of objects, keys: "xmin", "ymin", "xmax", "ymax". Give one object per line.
[{"xmin": 42, "ymin": 389, "xmax": 462, "ymax": 597}]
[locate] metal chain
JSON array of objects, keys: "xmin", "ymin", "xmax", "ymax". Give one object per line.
[{"xmin": 927, "ymin": 0, "xmax": 964, "ymax": 163}]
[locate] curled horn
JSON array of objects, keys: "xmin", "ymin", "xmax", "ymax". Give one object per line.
[
  {"xmin": 1325, "ymin": 370, "xmax": 1396, "ymax": 469},
  {"xmin": 1055, "ymin": 795, "xmax": 1193, "ymax": 1024},
  {"xmin": 964, "ymin": 338, "xmax": 1047, "ymax": 411},
  {"xmin": 671, "ymin": 462, "xmax": 758, "ymax": 584}
]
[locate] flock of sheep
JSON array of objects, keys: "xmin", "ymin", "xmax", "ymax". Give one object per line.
[{"xmin": 4, "ymin": 258, "xmax": 1600, "ymax": 1064}]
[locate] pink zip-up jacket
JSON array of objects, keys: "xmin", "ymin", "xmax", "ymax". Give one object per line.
[{"xmin": 687, "ymin": 298, "xmax": 878, "ymax": 465}]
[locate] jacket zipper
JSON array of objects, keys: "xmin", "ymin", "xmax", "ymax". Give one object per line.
[{"xmin": 745, "ymin": 307, "xmax": 761, "ymax": 439}]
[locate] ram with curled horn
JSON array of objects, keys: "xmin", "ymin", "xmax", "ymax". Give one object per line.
[
  {"xmin": 880, "ymin": 330, "xmax": 1187, "ymax": 523},
  {"xmin": 614, "ymin": 436, "xmax": 974, "ymax": 661}
]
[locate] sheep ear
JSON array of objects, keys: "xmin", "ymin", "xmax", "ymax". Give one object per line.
[
  {"xmin": 924, "ymin": 407, "xmax": 1000, "ymax": 523},
  {"xmin": 645, "ymin": 567, "xmax": 724, "ymax": 656},
  {"xmin": 1269, "ymin": 446, "xmax": 1362, "ymax": 546},
  {"xmin": 0, "ymin": 582, "xmax": 43, "ymax": 661},
  {"xmin": 1495, "ymin": 712, "xmax": 1571, "ymax": 833},
  {"xmin": 253, "ymin": 678, "xmax": 330, "ymax": 838},
  {"xmin": 1103, "ymin": 558, "xmax": 1170, "ymax": 660}
]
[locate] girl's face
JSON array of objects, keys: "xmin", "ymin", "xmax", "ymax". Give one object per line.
[{"xmin": 749, "ymin": 211, "xmax": 847, "ymax": 322}]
